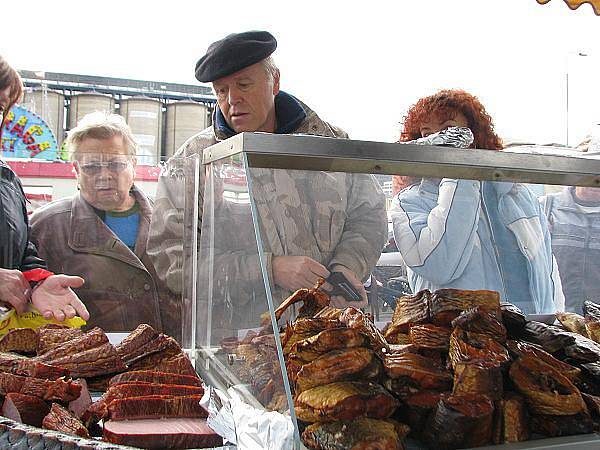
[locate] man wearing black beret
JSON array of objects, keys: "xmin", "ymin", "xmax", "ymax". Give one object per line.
[{"xmin": 148, "ymin": 31, "xmax": 387, "ymax": 330}]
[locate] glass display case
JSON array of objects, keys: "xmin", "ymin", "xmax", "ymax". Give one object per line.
[{"xmin": 194, "ymin": 132, "xmax": 600, "ymax": 449}]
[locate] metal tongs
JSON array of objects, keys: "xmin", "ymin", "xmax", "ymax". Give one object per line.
[{"xmin": 322, "ymin": 271, "xmax": 362, "ymax": 302}]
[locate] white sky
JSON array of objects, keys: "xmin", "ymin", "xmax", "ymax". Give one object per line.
[{"xmin": 3, "ymin": 0, "xmax": 599, "ymax": 146}]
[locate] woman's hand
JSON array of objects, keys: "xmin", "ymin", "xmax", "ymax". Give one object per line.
[
  {"xmin": 0, "ymin": 268, "xmax": 30, "ymax": 314},
  {"xmin": 31, "ymin": 275, "xmax": 90, "ymax": 322}
]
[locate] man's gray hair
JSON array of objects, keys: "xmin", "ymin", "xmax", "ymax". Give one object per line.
[
  {"xmin": 67, "ymin": 111, "xmax": 138, "ymax": 159},
  {"xmin": 261, "ymin": 56, "xmax": 279, "ymax": 83}
]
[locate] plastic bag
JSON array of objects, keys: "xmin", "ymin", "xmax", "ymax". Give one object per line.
[{"xmin": 0, "ymin": 303, "xmax": 86, "ymax": 337}]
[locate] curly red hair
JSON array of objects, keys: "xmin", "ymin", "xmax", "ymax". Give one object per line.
[{"xmin": 399, "ymin": 89, "xmax": 503, "ymax": 151}]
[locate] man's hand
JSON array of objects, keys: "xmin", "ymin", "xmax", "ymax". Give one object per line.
[
  {"xmin": 326, "ymin": 265, "xmax": 368, "ymax": 309},
  {"xmin": 31, "ymin": 275, "xmax": 90, "ymax": 322},
  {"xmin": 0, "ymin": 268, "xmax": 30, "ymax": 314},
  {"xmin": 272, "ymin": 256, "xmax": 330, "ymax": 292}
]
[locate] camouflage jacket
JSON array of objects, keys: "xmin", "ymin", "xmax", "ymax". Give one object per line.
[{"xmin": 147, "ymin": 94, "xmax": 387, "ymax": 331}]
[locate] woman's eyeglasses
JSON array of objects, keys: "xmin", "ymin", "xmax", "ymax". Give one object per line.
[{"xmin": 76, "ymin": 160, "xmax": 130, "ymax": 175}]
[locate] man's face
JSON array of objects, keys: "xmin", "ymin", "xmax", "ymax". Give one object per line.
[
  {"xmin": 73, "ymin": 135, "xmax": 136, "ymax": 212},
  {"xmin": 212, "ymin": 62, "xmax": 280, "ymax": 133}
]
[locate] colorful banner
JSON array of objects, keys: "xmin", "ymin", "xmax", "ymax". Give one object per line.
[{"xmin": 1, "ymin": 105, "xmax": 58, "ymax": 160}]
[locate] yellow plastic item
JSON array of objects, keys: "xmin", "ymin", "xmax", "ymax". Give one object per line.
[{"xmin": 0, "ymin": 305, "xmax": 86, "ymax": 337}]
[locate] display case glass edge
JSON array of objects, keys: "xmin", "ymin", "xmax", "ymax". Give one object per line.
[{"xmin": 202, "ymin": 132, "xmax": 600, "ymax": 187}]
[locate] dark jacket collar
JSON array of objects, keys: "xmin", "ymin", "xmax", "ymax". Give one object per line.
[{"xmin": 214, "ymin": 90, "xmax": 307, "ymax": 139}]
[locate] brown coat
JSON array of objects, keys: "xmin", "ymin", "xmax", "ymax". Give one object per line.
[{"xmin": 30, "ymin": 186, "xmax": 178, "ymax": 336}]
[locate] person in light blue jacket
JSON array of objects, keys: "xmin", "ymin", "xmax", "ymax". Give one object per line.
[{"xmin": 391, "ymin": 90, "xmax": 564, "ymax": 314}]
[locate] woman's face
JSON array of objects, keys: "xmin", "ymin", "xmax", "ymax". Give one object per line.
[{"xmin": 419, "ymin": 110, "xmax": 469, "ymax": 138}]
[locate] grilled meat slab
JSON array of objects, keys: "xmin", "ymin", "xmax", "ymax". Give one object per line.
[
  {"xmin": 395, "ymin": 391, "xmax": 444, "ymax": 437},
  {"xmin": 451, "ymin": 307, "xmax": 507, "ymax": 343},
  {"xmin": 84, "ymin": 382, "xmax": 205, "ymax": 424},
  {"xmin": 452, "ymin": 360, "xmax": 503, "ymax": 400},
  {"xmin": 523, "ymin": 321, "xmax": 600, "ymax": 362},
  {"xmin": 529, "ymin": 413, "xmax": 594, "ymax": 437},
  {"xmin": 423, "ymin": 393, "xmax": 495, "ymax": 450},
  {"xmin": 408, "ymin": 324, "xmax": 451, "ymax": 350},
  {"xmin": 506, "ymin": 340, "xmax": 580, "ymax": 381},
  {"xmin": 37, "ymin": 327, "xmax": 108, "ymax": 362},
  {"xmin": 0, "ymin": 352, "xmax": 69, "ymax": 379},
  {"xmin": 1, "ymin": 393, "xmax": 49, "ymax": 427},
  {"xmin": 429, "ymin": 289, "xmax": 501, "ymax": 327},
  {"xmin": 41, "ymin": 342, "xmax": 127, "ymax": 378},
  {"xmin": 390, "ymin": 290, "xmax": 431, "ymax": 333},
  {"xmin": 290, "ymin": 328, "xmax": 366, "ymax": 363},
  {"xmin": 42, "ymin": 403, "xmax": 90, "ymax": 438},
  {"xmin": 0, "ymin": 372, "xmax": 81, "ymax": 402},
  {"xmin": 36, "ymin": 325, "xmax": 84, "ymax": 355},
  {"xmin": 509, "ymin": 355, "xmax": 586, "ymax": 416},
  {"xmin": 340, "ymin": 307, "xmax": 390, "ymax": 358},
  {"xmin": 449, "ymin": 329, "xmax": 510, "ymax": 369},
  {"xmin": 556, "ymin": 312, "xmax": 588, "ymax": 337},
  {"xmin": 295, "ymin": 381, "xmax": 398, "ymax": 423},
  {"xmin": 109, "ymin": 370, "xmax": 202, "ymax": 387},
  {"xmin": 500, "ymin": 303, "xmax": 527, "ymax": 338},
  {"xmin": 492, "ymin": 392, "xmax": 529, "ymax": 444},
  {"xmin": 584, "ymin": 301, "xmax": 600, "ymax": 343},
  {"xmin": 384, "ymin": 353, "xmax": 452, "ymax": 391},
  {"xmin": 128, "ymin": 352, "xmax": 197, "ymax": 377},
  {"xmin": 106, "ymin": 394, "xmax": 207, "ymax": 420},
  {"xmin": 0, "ymin": 328, "xmax": 38, "ymax": 354},
  {"xmin": 302, "ymin": 418, "xmax": 409, "ymax": 450},
  {"xmin": 295, "ymin": 347, "xmax": 374, "ymax": 393}
]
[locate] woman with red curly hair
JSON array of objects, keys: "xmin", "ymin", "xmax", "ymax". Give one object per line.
[{"xmin": 391, "ymin": 89, "xmax": 563, "ymax": 314}]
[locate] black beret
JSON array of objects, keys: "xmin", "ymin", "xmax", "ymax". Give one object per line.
[{"xmin": 195, "ymin": 31, "xmax": 277, "ymax": 83}]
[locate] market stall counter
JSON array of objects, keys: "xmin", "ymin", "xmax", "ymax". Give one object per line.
[{"xmin": 193, "ymin": 132, "xmax": 600, "ymax": 449}]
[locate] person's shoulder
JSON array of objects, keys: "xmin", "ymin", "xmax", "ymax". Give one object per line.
[
  {"xmin": 398, "ymin": 182, "xmax": 422, "ymax": 199},
  {"xmin": 30, "ymin": 197, "xmax": 73, "ymax": 224},
  {"xmin": 172, "ymin": 126, "xmax": 217, "ymax": 158},
  {"xmin": 132, "ymin": 185, "xmax": 154, "ymax": 208},
  {"xmin": 294, "ymin": 97, "xmax": 349, "ymax": 138},
  {"xmin": 397, "ymin": 182, "xmax": 436, "ymax": 209}
]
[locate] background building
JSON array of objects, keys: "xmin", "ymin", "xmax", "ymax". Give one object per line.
[{"xmin": 2, "ymin": 71, "xmax": 216, "ymax": 212}]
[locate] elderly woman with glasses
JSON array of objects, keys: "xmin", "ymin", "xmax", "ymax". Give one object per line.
[
  {"xmin": 0, "ymin": 55, "xmax": 89, "ymax": 323},
  {"xmin": 30, "ymin": 112, "xmax": 177, "ymax": 336}
]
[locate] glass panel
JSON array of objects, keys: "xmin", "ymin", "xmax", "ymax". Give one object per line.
[
  {"xmin": 23, "ymin": 149, "xmax": 190, "ymax": 338},
  {"xmin": 529, "ymin": 181, "xmax": 600, "ymax": 315},
  {"xmin": 221, "ymin": 135, "xmax": 600, "ymax": 449},
  {"xmin": 150, "ymin": 154, "xmax": 200, "ymax": 347},
  {"xmin": 195, "ymin": 152, "xmax": 297, "ymax": 445}
]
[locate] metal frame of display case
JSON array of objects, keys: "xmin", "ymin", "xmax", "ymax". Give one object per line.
[
  {"xmin": 203, "ymin": 132, "xmax": 600, "ymax": 187},
  {"xmin": 198, "ymin": 132, "xmax": 600, "ymax": 449}
]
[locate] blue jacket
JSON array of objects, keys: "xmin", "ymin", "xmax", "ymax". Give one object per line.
[{"xmin": 391, "ymin": 178, "xmax": 564, "ymax": 314}]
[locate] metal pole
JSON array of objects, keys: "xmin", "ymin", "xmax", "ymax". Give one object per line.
[
  {"xmin": 566, "ymin": 70, "xmax": 569, "ymax": 146},
  {"xmin": 566, "ymin": 52, "xmax": 589, "ymax": 147}
]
